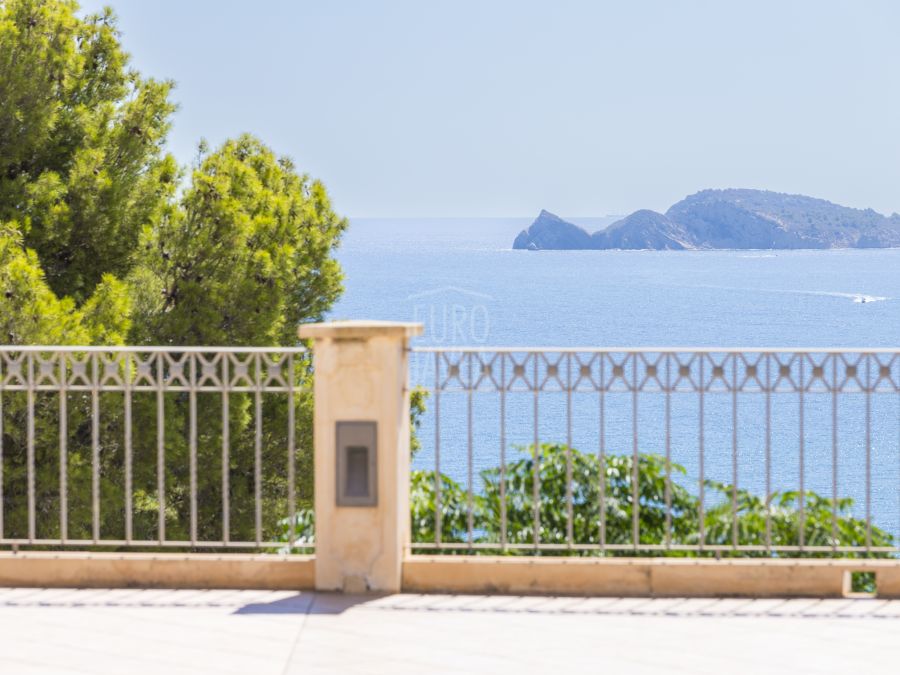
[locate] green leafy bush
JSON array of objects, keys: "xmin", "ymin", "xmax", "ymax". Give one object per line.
[{"xmin": 410, "ymin": 443, "xmax": 893, "ymax": 558}]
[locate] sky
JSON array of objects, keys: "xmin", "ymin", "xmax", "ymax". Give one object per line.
[{"xmin": 79, "ymin": 0, "xmax": 900, "ymax": 219}]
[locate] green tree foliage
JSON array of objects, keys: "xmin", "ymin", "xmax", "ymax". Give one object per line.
[
  {"xmin": 0, "ymin": 225, "xmax": 130, "ymax": 344},
  {"xmin": 0, "ymin": 0, "xmax": 178, "ymax": 303},
  {"xmin": 408, "ymin": 386, "xmax": 427, "ymax": 457},
  {"xmin": 0, "ymin": 0, "xmax": 345, "ymax": 545},
  {"xmin": 130, "ymin": 135, "xmax": 344, "ymax": 346},
  {"xmin": 410, "ymin": 443, "xmax": 893, "ymax": 558},
  {"xmin": 480, "ymin": 447, "xmax": 699, "ymax": 547}
]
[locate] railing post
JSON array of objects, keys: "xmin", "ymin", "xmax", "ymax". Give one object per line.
[{"xmin": 299, "ymin": 321, "xmax": 423, "ymax": 593}]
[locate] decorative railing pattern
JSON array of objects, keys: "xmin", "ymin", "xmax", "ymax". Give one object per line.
[
  {"xmin": 409, "ymin": 348, "xmax": 900, "ymax": 555},
  {"xmin": 0, "ymin": 347, "xmax": 311, "ymax": 551},
  {"xmin": 4, "ymin": 344, "xmax": 898, "ymax": 559}
]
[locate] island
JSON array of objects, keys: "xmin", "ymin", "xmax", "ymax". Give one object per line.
[{"xmin": 513, "ymin": 189, "xmax": 900, "ymax": 250}]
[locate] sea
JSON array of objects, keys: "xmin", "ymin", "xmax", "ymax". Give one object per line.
[{"xmin": 330, "ymin": 218, "xmax": 900, "ymax": 540}]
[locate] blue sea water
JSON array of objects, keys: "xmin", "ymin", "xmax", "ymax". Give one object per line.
[{"xmin": 330, "ymin": 218, "xmax": 900, "ymax": 541}]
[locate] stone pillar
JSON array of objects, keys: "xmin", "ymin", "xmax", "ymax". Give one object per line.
[{"xmin": 298, "ymin": 321, "xmax": 423, "ymax": 593}]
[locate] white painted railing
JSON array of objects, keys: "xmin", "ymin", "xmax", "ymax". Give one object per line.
[
  {"xmin": 3, "ymin": 341, "xmax": 898, "ymax": 567},
  {"xmin": 0, "ymin": 347, "xmax": 311, "ymax": 551},
  {"xmin": 410, "ymin": 348, "xmax": 900, "ymax": 556}
]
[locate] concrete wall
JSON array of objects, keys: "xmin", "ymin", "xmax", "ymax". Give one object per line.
[
  {"xmin": 2, "ymin": 553, "xmax": 897, "ymax": 598},
  {"xmin": 0, "ymin": 552, "xmax": 315, "ymax": 590},
  {"xmin": 403, "ymin": 556, "xmax": 900, "ymax": 599}
]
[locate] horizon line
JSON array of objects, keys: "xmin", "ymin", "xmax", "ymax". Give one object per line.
[{"xmin": 346, "ymin": 214, "xmax": 625, "ymax": 221}]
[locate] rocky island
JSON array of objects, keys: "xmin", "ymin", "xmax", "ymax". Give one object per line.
[{"xmin": 513, "ymin": 189, "xmax": 900, "ymax": 250}]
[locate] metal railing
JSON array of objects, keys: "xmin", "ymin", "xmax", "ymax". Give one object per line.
[
  {"xmin": 409, "ymin": 348, "xmax": 900, "ymax": 556},
  {"xmin": 0, "ymin": 347, "xmax": 311, "ymax": 552}
]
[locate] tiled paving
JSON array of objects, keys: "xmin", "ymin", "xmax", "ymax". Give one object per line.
[{"xmin": 1, "ymin": 588, "xmax": 899, "ymax": 674}]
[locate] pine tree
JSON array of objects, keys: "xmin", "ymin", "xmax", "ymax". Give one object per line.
[{"xmin": 0, "ymin": 0, "xmax": 346, "ymax": 544}]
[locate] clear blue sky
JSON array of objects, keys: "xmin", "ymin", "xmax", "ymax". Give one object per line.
[{"xmin": 80, "ymin": 0, "xmax": 900, "ymax": 218}]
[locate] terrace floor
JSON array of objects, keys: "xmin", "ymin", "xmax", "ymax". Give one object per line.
[{"xmin": 0, "ymin": 588, "xmax": 898, "ymax": 674}]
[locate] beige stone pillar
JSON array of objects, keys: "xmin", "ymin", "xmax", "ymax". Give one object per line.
[{"xmin": 298, "ymin": 321, "xmax": 423, "ymax": 593}]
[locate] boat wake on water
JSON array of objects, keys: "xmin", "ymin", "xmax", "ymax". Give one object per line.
[
  {"xmin": 813, "ymin": 291, "xmax": 889, "ymax": 304},
  {"xmin": 677, "ymin": 284, "xmax": 890, "ymax": 304}
]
